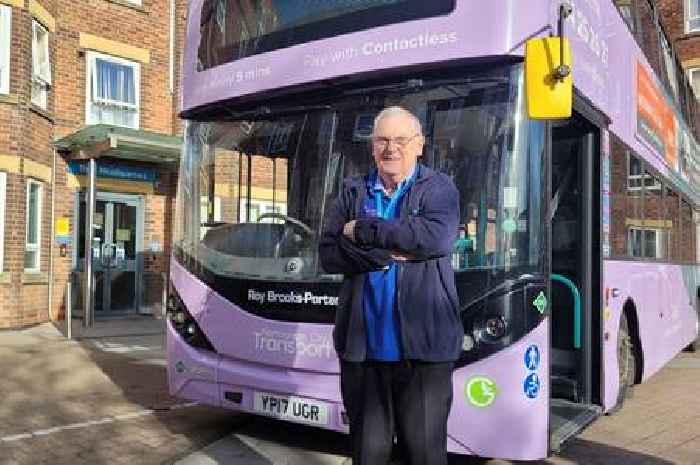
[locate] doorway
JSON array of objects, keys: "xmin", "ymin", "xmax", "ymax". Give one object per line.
[
  {"xmin": 549, "ymin": 111, "xmax": 602, "ymax": 451},
  {"xmin": 74, "ymin": 192, "xmax": 144, "ymax": 315}
]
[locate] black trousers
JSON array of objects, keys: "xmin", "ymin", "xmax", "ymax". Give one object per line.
[{"xmin": 340, "ymin": 360, "xmax": 454, "ymax": 465}]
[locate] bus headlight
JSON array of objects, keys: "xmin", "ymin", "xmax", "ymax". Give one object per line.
[
  {"xmin": 167, "ymin": 289, "xmax": 216, "ymax": 352},
  {"xmin": 457, "ymin": 276, "xmax": 546, "ymax": 367},
  {"xmin": 484, "ymin": 316, "xmax": 508, "ymax": 339},
  {"xmin": 474, "ymin": 315, "xmax": 509, "ymax": 344}
]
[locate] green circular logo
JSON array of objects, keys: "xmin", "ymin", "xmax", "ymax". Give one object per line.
[{"xmin": 465, "ymin": 376, "xmax": 498, "ymax": 408}]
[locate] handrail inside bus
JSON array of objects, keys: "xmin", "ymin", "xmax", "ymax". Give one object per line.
[{"xmin": 551, "ymin": 273, "xmax": 581, "ymax": 350}]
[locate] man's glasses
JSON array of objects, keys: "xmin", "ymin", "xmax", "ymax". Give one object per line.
[{"xmin": 371, "ymin": 134, "xmax": 419, "ymax": 150}]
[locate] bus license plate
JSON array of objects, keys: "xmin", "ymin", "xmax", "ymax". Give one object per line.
[{"xmin": 253, "ymin": 391, "xmax": 329, "ymax": 426}]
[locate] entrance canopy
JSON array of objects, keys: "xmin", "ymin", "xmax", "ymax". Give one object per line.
[
  {"xmin": 54, "ymin": 125, "xmax": 182, "ymax": 328},
  {"xmin": 54, "ymin": 124, "xmax": 182, "ymax": 164}
]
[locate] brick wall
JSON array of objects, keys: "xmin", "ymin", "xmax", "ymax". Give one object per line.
[
  {"xmin": 0, "ymin": 0, "xmax": 425, "ymax": 327},
  {"xmin": 0, "ymin": 0, "xmax": 185, "ymax": 328},
  {"xmin": 610, "ymin": 132, "xmax": 696, "ymax": 262}
]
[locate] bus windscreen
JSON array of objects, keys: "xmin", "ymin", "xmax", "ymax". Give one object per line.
[{"xmin": 197, "ymin": 0, "xmax": 456, "ymax": 70}]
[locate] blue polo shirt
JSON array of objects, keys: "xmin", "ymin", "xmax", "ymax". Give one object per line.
[{"xmin": 362, "ymin": 168, "xmax": 416, "ymax": 361}]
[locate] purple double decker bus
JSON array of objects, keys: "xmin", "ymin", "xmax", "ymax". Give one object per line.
[{"xmin": 167, "ymin": 0, "xmax": 700, "ymax": 460}]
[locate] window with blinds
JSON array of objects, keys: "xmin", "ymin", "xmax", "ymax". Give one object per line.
[{"xmin": 86, "ymin": 51, "xmax": 140, "ymax": 128}]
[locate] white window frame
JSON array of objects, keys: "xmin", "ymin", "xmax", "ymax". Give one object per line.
[
  {"xmin": 627, "ymin": 153, "xmax": 661, "ymax": 191},
  {"xmin": 0, "ymin": 5, "xmax": 11, "ymax": 95},
  {"xmin": 0, "ymin": 171, "xmax": 6, "ymax": 273},
  {"xmin": 688, "ymin": 67, "xmax": 700, "ymax": 100},
  {"xmin": 31, "ymin": 20, "xmax": 51, "ymax": 108},
  {"xmin": 628, "ymin": 227, "xmax": 667, "ymax": 259},
  {"xmin": 686, "ymin": 0, "xmax": 700, "ymax": 33},
  {"xmin": 24, "ymin": 179, "xmax": 43, "ymax": 273},
  {"xmin": 85, "ymin": 51, "xmax": 141, "ymax": 129}
]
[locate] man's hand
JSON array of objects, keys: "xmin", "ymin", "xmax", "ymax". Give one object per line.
[{"xmin": 343, "ymin": 220, "xmax": 356, "ymax": 243}]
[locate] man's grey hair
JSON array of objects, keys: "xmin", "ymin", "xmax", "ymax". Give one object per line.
[{"xmin": 373, "ymin": 106, "xmax": 423, "ymax": 136}]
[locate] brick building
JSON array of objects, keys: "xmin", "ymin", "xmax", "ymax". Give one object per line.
[
  {"xmin": 0, "ymin": 0, "xmax": 189, "ymax": 328},
  {"xmin": 658, "ymin": 0, "xmax": 700, "ymax": 103},
  {"xmin": 609, "ymin": 0, "xmax": 700, "ymax": 263}
]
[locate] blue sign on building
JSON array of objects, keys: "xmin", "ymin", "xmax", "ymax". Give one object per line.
[{"xmin": 68, "ymin": 161, "xmax": 156, "ymax": 183}]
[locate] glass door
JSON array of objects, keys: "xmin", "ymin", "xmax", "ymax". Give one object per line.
[{"xmin": 77, "ymin": 192, "xmax": 143, "ymax": 314}]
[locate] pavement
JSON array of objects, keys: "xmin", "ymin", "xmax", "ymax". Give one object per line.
[
  {"xmin": 0, "ymin": 318, "xmax": 698, "ymax": 465},
  {"xmin": 0, "ymin": 317, "xmax": 241, "ymax": 465}
]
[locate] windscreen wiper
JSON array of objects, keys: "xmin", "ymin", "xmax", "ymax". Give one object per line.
[
  {"xmin": 342, "ymin": 79, "xmax": 425, "ymax": 95},
  {"xmin": 342, "ymin": 76, "xmax": 509, "ymax": 96}
]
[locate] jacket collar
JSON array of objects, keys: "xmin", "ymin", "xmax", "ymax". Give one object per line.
[{"xmin": 361, "ymin": 163, "xmax": 435, "ymax": 192}]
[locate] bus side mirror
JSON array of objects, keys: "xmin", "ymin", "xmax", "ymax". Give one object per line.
[{"xmin": 525, "ymin": 37, "xmax": 573, "ymax": 119}]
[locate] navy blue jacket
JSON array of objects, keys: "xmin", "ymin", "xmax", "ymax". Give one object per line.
[{"xmin": 319, "ymin": 164, "xmax": 464, "ymax": 362}]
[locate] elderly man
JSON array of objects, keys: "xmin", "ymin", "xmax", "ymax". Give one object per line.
[{"xmin": 319, "ymin": 106, "xmax": 463, "ymax": 465}]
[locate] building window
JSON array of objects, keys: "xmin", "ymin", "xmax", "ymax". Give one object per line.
[
  {"xmin": 31, "ymin": 20, "xmax": 51, "ymax": 109},
  {"xmin": 660, "ymin": 34, "xmax": 678, "ymax": 99},
  {"xmin": 0, "ymin": 171, "xmax": 5, "ymax": 273},
  {"xmin": 0, "ymin": 5, "xmax": 10, "ymax": 95},
  {"xmin": 687, "ymin": 0, "xmax": 700, "ymax": 33},
  {"xmin": 628, "ymin": 228, "xmax": 666, "ymax": 259},
  {"xmin": 688, "ymin": 67, "xmax": 700, "ymax": 99},
  {"xmin": 618, "ymin": 4, "xmax": 636, "ymax": 33},
  {"xmin": 86, "ymin": 52, "xmax": 140, "ymax": 128},
  {"xmin": 627, "ymin": 153, "xmax": 660, "ymax": 190},
  {"xmin": 24, "ymin": 179, "xmax": 43, "ymax": 272}
]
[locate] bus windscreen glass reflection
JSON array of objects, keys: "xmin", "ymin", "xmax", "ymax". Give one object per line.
[{"xmin": 197, "ymin": 0, "xmax": 455, "ymax": 70}]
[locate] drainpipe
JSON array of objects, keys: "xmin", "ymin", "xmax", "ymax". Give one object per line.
[{"xmin": 48, "ymin": 148, "xmax": 56, "ymax": 321}]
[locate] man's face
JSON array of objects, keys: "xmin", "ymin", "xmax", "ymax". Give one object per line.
[{"xmin": 371, "ymin": 113, "xmax": 424, "ymax": 181}]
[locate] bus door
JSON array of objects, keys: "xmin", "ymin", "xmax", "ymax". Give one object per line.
[{"xmin": 549, "ymin": 107, "xmax": 604, "ymax": 451}]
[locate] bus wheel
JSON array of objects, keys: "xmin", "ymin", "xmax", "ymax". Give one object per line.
[{"xmin": 615, "ymin": 313, "xmax": 636, "ymax": 410}]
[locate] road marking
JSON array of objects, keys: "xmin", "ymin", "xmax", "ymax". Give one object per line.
[
  {"xmin": 133, "ymin": 358, "xmax": 168, "ymax": 367},
  {"xmin": 90, "ymin": 341, "xmax": 158, "ymax": 354},
  {"xmin": 0, "ymin": 403, "xmax": 197, "ymax": 443}
]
